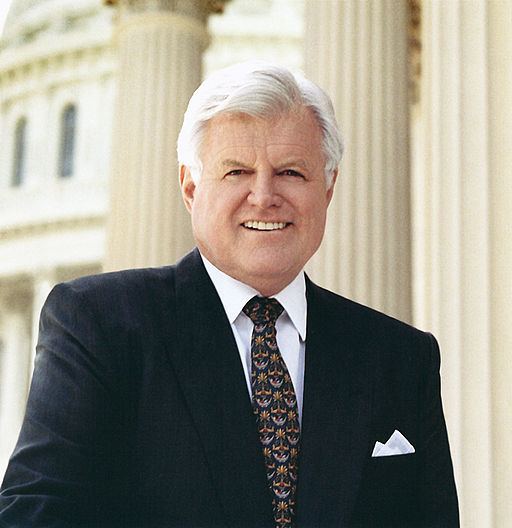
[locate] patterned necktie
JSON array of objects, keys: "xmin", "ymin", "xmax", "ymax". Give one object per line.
[{"xmin": 243, "ymin": 296, "xmax": 300, "ymax": 528}]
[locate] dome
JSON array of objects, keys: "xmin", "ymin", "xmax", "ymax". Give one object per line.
[
  {"xmin": 4, "ymin": 0, "xmax": 43, "ymax": 24},
  {"xmin": 1, "ymin": 0, "xmax": 109, "ymax": 50}
]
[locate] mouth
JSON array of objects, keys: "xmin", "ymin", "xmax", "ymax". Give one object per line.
[{"xmin": 242, "ymin": 221, "xmax": 290, "ymax": 231}]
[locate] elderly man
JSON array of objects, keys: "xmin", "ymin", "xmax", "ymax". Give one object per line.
[{"xmin": 0, "ymin": 62, "xmax": 459, "ymax": 527}]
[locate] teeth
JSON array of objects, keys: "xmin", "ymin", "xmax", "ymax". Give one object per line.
[{"xmin": 244, "ymin": 221, "xmax": 287, "ymax": 231}]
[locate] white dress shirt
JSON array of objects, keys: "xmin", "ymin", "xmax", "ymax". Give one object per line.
[{"xmin": 201, "ymin": 255, "xmax": 307, "ymax": 424}]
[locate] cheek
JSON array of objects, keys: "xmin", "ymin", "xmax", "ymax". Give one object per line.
[
  {"xmin": 191, "ymin": 197, "xmax": 214, "ymax": 237},
  {"xmin": 295, "ymin": 195, "xmax": 326, "ymax": 221},
  {"xmin": 192, "ymin": 192, "xmax": 234, "ymax": 230},
  {"xmin": 301, "ymin": 201, "xmax": 329, "ymax": 239}
]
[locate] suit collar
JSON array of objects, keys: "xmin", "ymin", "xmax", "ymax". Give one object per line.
[{"xmin": 201, "ymin": 253, "xmax": 307, "ymax": 340}]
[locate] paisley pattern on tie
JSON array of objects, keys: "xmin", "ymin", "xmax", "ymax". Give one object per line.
[{"xmin": 243, "ymin": 296, "xmax": 300, "ymax": 528}]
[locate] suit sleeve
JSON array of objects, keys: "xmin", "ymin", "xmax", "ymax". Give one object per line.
[
  {"xmin": 417, "ymin": 333, "xmax": 459, "ymax": 527},
  {"xmin": 0, "ymin": 282, "xmax": 128, "ymax": 527}
]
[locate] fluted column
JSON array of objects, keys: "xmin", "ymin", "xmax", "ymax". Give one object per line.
[
  {"xmin": 414, "ymin": 1, "xmax": 512, "ymax": 526},
  {"xmin": 30, "ymin": 272, "xmax": 55, "ymax": 366},
  {"xmin": 105, "ymin": 0, "xmax": 228, "ymax": 270},
  {"xmin": 303, "ymin": 0, "xmax": 412, "ymax": 322},
  {"xmin": 488, "ymin": 4, "xmax": 512, "ymax": 525},
  {"xmin": 0, "ymin": 300, "xmax": 31, "ymax": 478}
]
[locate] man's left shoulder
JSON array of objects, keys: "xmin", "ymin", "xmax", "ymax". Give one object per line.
[{"xmin": 305, "ymin": 278, "xmax": 435, "ymax": 354}]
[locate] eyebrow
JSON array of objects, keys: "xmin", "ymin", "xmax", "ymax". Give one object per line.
[
  {"xmin": 220, "ymin": 158, "xmax": 310, "ymax": 171},
  {"xmin": 220, "ymin": 159, "xmax": 254, "ymax": 169},
  {"xmin": 274, "ymin": 159, "xmax": 310, "ymax": 172}
]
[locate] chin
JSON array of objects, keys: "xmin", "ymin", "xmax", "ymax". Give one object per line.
[
  {"xmin": 242, "ymin": 262, "xmax": 297, "ymax": 285},
  {"xmin": 245, "ymin": 255, "xmax": 288, "ymax": 272}
]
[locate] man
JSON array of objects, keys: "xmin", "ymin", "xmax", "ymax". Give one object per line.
[{"xmin": 0, "ymin": 61, "xmax": 459, "ymax": 527}]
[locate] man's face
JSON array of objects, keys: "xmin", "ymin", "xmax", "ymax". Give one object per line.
[{"xmin": 180, "ymin": 108, "xmax": 336, "ymax": 296}]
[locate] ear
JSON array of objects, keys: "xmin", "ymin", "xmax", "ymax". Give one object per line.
[
  {"xmin": 180, "ymin": 165, "xmax": 196, "ymax": 213},
  {"xmin": 326, "ymin": 169, "xmax": 338, "ymax": 206}
]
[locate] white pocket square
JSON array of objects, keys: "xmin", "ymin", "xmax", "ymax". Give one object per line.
[{"xmin": 371, "ymin": 430, "xmax": 415, "ymax": 457}]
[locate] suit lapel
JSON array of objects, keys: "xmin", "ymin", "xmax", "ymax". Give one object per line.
[
  {"xmin": 296, "ymin": 279, "xmax": 373, "ymax": 527},
  {"xmin": 168, "ymin": 250, "xmax": 273, "ymax": 527},
  {"xmin": 164, "ymin": 253, "xmax": 373, "ymax": 526}
]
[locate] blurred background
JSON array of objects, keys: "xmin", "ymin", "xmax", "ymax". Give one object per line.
[{"xmin": 0, "ymin": 1, "xmax": 510, "ymax": 526}]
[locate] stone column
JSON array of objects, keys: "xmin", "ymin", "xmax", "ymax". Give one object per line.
[
  {"xmin": 413, "ymin": 1, "xmax": 511, "ymax": 526},
  {"xmin": 105, "ymin": 0, "xmax": 228, "ymax": 270},
  {"xmin": 30, "ymin": 272, "xmax": 56, "ymax": 366},
  {"xmin": 488, "ymin": 4, "xmax": 512, "ymax": 525},
  {"xmin": 0, "ymin": 298, "xmax": 31, "ymax": 478},
  {"xmin": 303, "ymin": 0, "xmax": 412, "ymax": 323}
]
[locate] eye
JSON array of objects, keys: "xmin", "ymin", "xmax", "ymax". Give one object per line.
[
  {"xmin": 225, "ymin": 169, "xmax": 245, "ymax": 177},
  {"xmin": 279, "ymin": 169, "xmax": 304, "ymax": 178}
]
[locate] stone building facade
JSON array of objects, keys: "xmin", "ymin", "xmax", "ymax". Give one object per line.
[
  {"xmin": 0, "ymin": 0, "xmax": 303, "ymax": 478},
  {"xmin": 1, "ymin": 1, "xmax": 511, "ymax": 526}
]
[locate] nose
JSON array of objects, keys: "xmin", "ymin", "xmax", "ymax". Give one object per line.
[{"xmin": 247, "ymin": 171, "xmax": 282, "ymax": 209}]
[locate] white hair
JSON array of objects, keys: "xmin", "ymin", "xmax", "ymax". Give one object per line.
[{"xmin": 177, "ymin": 60, "xmax": 344, "ymax": 187}]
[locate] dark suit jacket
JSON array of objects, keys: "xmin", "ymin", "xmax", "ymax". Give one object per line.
[{"xmin": 0, "ymin": 249, "xmax": 458, "ymax": 527}]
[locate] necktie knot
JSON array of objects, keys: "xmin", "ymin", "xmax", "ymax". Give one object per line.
[{"xmin": 243, "ymin": 296, "xmax": 284, "ymax": 326}]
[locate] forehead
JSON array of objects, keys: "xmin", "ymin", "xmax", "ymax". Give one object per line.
[{"xmin": 199, "ymin": 108, "xmax": 324, "ymax": 164}]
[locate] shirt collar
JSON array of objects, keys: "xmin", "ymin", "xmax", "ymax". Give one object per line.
[{"xmin": 201, "ymin": 254, "xmax": 307, "ymax": 341}]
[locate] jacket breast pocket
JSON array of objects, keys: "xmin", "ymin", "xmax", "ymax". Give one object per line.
[{"xmin": 351, "ymin": 453, "xmax": 420, "ymax": 527}]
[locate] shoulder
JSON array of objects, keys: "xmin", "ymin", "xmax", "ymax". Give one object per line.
[
  {"xmin": 306, "ymin": 278, "xmax": 416, "ymax": 331},
  {"xmin": 50, "ymin": 249, "xmax": 201, "ymax": 305},
  {"xmin": 306, "ymin": 278, "xmax": 438, "ymax": 363},
  {"xmin": 45, "ymin": 265, "xmax": 176, "ymax": 320},
  {"xmin": 55, "ymin": 264, "xmax": 177, "ymax": 298},
  {"xmin": 44, "ymin": 249, "xmax": 205, "ymax": 327}
]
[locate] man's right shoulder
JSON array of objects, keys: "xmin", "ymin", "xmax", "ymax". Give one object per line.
[
  {"xmin": 59, "ymin": 264, "xmax": 177, "ymax": 295},
  {"xmin": 43, "ymin": 249, "xmax": 206, "ymax": 325},
  {"xmin": 41, "ymin": 266, "xmax": 178, "ymax": 334},
  {"xmin": 53, "ymin": 248, "xmax": 202, "ymax": 300}
]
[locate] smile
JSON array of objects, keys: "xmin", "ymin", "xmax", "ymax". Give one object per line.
[{"xmin": 243, "ymin": 221, "xmax": 289, "ymax": 231}]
